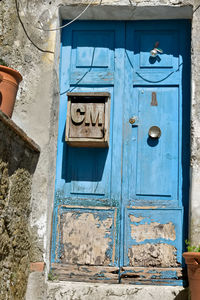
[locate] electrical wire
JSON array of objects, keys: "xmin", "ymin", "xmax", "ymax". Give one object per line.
[
  {"xmin": 37, "ymin": 0, "xmax": 96, "ymax": 32},
  {"xmin": 15, "ymin": 0, "xmax": 54, "ymax": 54},
  {"xmin": 193, "ymin": 3, "xmax": 200, "ymax": 14}
]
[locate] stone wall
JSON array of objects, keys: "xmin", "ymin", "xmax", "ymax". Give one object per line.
[{"xmin": 0, "ymin": 111, "xmax": 40, "ymax": 300}]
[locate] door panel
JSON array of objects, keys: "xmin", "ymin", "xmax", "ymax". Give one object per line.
[
  {"xmin": 67, "ymin": 148, "xmax": 109, "ymax": 195},
  {"xmin": 124, "ymin": 208, "xmax": 183, "ymax": 267},
  {"xmin": 121, "ymin": 209, "xmax": 183, "ymax": 285},
  {"xmin": 52, "ymin": 20, "xmax": 190, "ymax": 285},
  {"xmin": 135, "ymin": 87, "xmax": 178, "ymax": 199},
  {"xmin": 127, "ymin": 22, "xmax": 182, "ymax": 85},
  {"xmin": 137, "ymin": 30, "xmax": 178, "ymax": 69},
  {"xmin": 72, "ymin": 30, "xmax": 114, "ymax": 68},
  {"xmin": 58, "ymin": 206, "xmax": 117, "ymax": 265},
  {"xmin": 70, "ymin": 28, "xmax": 115, "ymax": 85}
]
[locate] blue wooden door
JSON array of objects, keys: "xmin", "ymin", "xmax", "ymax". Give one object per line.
[
  {"xmin": 51, "ymin": 20, "xmax": 190, "ymax": 285},
  {"xmin": 51, "ymin": 21, "xmax": 125, "ymax": 283}
]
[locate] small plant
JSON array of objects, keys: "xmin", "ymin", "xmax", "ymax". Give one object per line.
[
  {"xmin": 48, "ymin": 270, "xmax": 58, "ymax": 281},
  {"xmin": 185, "ymin": 240, "xmax": 200, "ymax": 252},
  {"xmin": 0, "ymin": 59, "xmax": 8, "ymax": 67}
]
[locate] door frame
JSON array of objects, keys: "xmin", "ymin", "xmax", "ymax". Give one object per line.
[{"xmin": 49, "ymin": 18, "xmax": 189, "ymax": 286}]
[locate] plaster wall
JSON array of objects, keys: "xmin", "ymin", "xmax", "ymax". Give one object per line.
[{"xmin": 0, "ymin": 0, "xmax": 200, "ymax": 299}]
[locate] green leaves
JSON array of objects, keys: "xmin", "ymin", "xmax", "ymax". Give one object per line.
[{"xmin": 185, "ymin": 240, "xmax": 200, "ymax": 252}]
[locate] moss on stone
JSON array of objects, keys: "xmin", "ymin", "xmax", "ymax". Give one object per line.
[
  {"xmin": 0, "ymin": 118, "xmax": 39, "ymax": 299},
  {"xmin": 0, "ymin": 168, "xmax": 32, "ymax": 300}
]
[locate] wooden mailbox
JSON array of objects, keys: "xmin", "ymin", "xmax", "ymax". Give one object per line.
[{"xmin": 65, "ymin": 92, "xmax": 110, "ymax": 147}]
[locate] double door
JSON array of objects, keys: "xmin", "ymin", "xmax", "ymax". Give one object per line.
[{"xmin": 51, "ymin": 20, "xmax": 190, "ymax": 284}]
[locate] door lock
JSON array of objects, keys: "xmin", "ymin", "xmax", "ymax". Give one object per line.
[{"xmin": 129, "ymin": 117, "xmax": 137, "ymax": 125}]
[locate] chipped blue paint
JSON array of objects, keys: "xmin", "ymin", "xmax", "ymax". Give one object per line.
[
  {"xmin": 148, "ymin": 270, "xmax": 178, "ymax": 279},
  {"xmin": 120, "ymin": 268, "xmax": 182, "ymax": 285},
  {"xmin": 57, "ymin": 206, "xmax": 118, "ymax": 266},
  {"xmin": 130, "ymin": 280, "xmax": 184, "ymax": 286},
  {"xmin": 159, "ymin": 270, "xmax": 178, "ymax": 279},
  {"xmin": 51, "ymin": 20, "xmax": 190, "ymax": 285},
  {"xmin": 124, "ymin": 208, "xmax": 183, "ymax": 268}
]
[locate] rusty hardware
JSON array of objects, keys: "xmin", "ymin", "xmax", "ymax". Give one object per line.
[
  {"xmin": 148, "ymin": 126, "xmax": 161, "ymax": 139},
  {"xmin": 129, "ymin": 117, "xmax": 136, "ymax": 124},
  {"xmin": 151, "ymin": 92, "xmax": 158, "ymax": 106}
]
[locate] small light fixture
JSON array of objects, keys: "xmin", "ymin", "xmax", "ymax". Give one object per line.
[{"xmin": 150, "ymin": 41, "xmax": 163, "ymax": 57}]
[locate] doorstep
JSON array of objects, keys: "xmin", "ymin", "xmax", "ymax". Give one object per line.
[
  {"xmin": 46, "ymin": 281, "xmax": 188, "ymax": 300},
  {"xmin": 26, "ymin": 272, "xmax": 189, "ymax": 300}
]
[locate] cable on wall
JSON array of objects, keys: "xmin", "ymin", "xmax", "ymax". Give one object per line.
[
  {"xmin": 15, "ymin": 0, "xmax": 200, "ymax": 53},
  {"xmin": 37, "ymin": 0, "xmax": 96, "ymax": 32},
  {"xmin": 193, "ymin": 4, "xmax": 200, "ymax": 14},
  {"xmin": 15, "ymin": 0, "xmax": 54, "ymax": 54}
]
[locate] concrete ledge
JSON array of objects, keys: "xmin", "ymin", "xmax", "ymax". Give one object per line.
[
  {"xmin": 46, "ymin": 281, "xmax": 189, "ymax": 300},
  {"xmin": 0, "ymin": 110, "xmax": 40, "ymax": 153},
  {"xmin": 60, "ymin": 5, "xmax": 193, "ymax": 20}
]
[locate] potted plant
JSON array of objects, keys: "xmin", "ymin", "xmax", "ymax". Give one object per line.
[
  {"xmin": 183, "ymin": 240, "xmax": 200, "ymax": 300},
  {"xmin": 0, "ymin": 59, "xmax": 22, "ymax": 118}
]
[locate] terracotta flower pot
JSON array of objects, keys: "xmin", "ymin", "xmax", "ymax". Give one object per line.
[
  {"xmin": 183, "ymin": 252, "xmax": 200, "ymax": 300},
  {"xmin": 0, "ymin": 65, "xmax": 22, "ymax": 118}
]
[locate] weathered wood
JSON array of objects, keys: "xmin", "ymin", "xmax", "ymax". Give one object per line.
[
  {"xmin": 69, "ymin": 103, "xmax": 105, "ymax": 138},
  {"xmin": 51, "ymin": 264, "xmax": 186, "ymax": 285},
  {"xmin": 65, "ymin": 92, "xmax": 110, "ymax": 147},
  {"xmin": 51, "ymin": 263, "xmax": 119, "ymax": 283},
  {"xmin": 120, "ymin": 267, "xmax": 186, "ymax": 285},
  {"xmin": 66, "ymin": 139, "xmax": 108, "ymax": 148},
  {"xmin": 56, "ymin": 206, "xmax": 117, "ymax": 266}
]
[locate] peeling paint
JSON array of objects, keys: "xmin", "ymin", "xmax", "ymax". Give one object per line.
[
  {"xmin": 128, "ymin": 243, "xmax": 178, "ymax": 267},
  {"xmin": 60, "ymin": 211, "xmax": 113, "ymax": 265},
  {"xmin": 120, "ymin": 265, "xmax": 184, "ymax": 285},
  {"xmin": 129, "ymin": 215, "xmax": 144, "ymax": 223},
  {"xmin": 111, "ymin": 209, "xmax": 117, "ymax": 263},
  {"xmin": 130, "ymin": 222, "xmax": 176, "ymax": 242}
]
